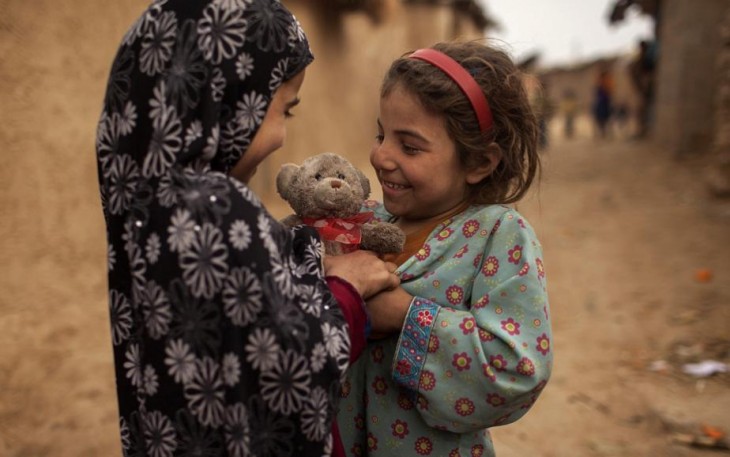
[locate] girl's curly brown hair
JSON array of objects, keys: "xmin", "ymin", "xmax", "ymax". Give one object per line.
[{"xmin": 381, "ymin": 41, "xmax": 540, "ymax": 205}]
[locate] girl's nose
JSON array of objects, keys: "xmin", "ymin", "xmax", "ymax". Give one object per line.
[{"xmin": 370, "ymin": 141, "xmax": 395, "ymax": 171}]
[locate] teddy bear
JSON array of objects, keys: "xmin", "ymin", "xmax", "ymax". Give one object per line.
[{"xmin": 276, "ymin": 152, "xmax": 405, "ymax": 256}]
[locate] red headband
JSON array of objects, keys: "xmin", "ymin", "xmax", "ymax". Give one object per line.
[{"xmin": 409, "ymin": 48, "xmax": 493, "ymax": 133}]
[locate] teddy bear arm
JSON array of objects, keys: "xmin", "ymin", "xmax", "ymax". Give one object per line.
[{"xmin": 360, "ymin": 222, "xmax": 406, "ymax": 255}]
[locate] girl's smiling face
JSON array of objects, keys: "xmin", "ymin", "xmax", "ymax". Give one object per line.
[{"xmin": 370, "ymin": 83, "xmax": 475, "ymax": 225}]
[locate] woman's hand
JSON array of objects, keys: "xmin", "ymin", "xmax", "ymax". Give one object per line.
[
  {"xmin": 324, "ymin": 250, "xmax": 399, "ymax": 299},
  {"xmin": 366, "ymin": 287, "xmax": 413, "ymax": 338}
]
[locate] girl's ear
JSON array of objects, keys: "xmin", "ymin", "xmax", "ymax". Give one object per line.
[{"xmin": 466, "ymin": 143, "xmax": 503, "ymax": 184}]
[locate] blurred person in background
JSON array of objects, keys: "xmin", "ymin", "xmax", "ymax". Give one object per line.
[
  {"xmin": 532, "ymin": 76, "xmax": 556, "ymax": 150},
  {"xmin": 629, "ymin": 39, "xmax": 657, "ymax": 138},
  {"xmin": 592, "ymin": 64, "xmax": 615, "ymax": 139},
  {"xmin": 561, "ymin": 88, "xmax": 579, "ymax": 139}
]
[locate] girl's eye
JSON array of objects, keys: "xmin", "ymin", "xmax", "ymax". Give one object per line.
[
  {"xmin": 314, "ymin": 173, "xmax": 323, "ymax": 181},
  {"xmin": 402, "ymin": 144, "xmax": 420, "ymax": 154},
  {"xmin": 374, "ymin": 134, "xmax": 384, "ymax": 143},
  {"xmin": 285, "ymin": 110, "xmax": 294, "ymax": 118},
  {"xmin": 337, "ymin": 173, "xmax": 346, "ymax": 180}
]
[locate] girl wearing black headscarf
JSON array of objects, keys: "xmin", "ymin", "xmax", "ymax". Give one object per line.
[{"xmin": 96, "ymin": 1, "xmax": 398, "ymax": 455}]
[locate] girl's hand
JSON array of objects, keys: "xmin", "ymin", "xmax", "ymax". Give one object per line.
[
  {"xmin": 366, "ymin": 287, "xmax": 413, "ymax": 337},
  {"xmin": 324, "ymin": 250, "xmax": 399, "ymax": 299}
]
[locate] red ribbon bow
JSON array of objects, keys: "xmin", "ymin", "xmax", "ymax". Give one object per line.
[{"xmin": 302, "ymin": 212, "xmax": 374, "ymax": 247}]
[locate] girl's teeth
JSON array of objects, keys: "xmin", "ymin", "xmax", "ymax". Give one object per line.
[{"xmin": 385, "ymin": 181, "xmax": 406, "ymax": 190}]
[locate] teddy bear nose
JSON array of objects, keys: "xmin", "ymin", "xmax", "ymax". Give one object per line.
[{"xmin": 330, "ymin": 180, "xmax": 342, "ymax": 189}]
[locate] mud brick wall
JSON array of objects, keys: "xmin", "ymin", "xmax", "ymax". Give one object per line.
[
  {"xmin": 706, "ymin": 6, "xmax": 730, "ymax": 197},
  {"xmin": 715, "ymin": 7, "xmax": 730, "ymax": 155},
  {"xmin": 654, "ymin": 0, "xmax": 727, "ymax": 156}
]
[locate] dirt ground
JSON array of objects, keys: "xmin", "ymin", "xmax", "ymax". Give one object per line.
[{"xmin": 1, "ymin": 1, "xmax": 729, "ymax": 456}]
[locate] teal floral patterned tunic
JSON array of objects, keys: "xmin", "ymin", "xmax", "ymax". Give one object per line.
[{"xmin": 338, "ymin": 202, "xmax": 552, "ymax": 456}]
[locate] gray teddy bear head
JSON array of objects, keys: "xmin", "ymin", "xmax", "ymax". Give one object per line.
[{"xmin": 276, "ymin": 152, "xmax": 372, "ymax": 219}]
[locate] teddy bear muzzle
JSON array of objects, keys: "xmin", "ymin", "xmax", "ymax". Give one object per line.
[{"xmin": 314, "ymin": 178, "xmax": 358, "ymax": 212}]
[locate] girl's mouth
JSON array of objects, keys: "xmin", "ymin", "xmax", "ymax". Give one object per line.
[
  {"xmin": 382, "ymin": 180, "xmax": 408, "ymax": 190},
  {"xmin": 381, "ymin": 179, "xmax": 411, "ymax": 198}
]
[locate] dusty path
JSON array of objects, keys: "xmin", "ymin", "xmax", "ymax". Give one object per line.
[{"xmin": 1, "ymin": 0, "xmax": 729, "ymax": 455}]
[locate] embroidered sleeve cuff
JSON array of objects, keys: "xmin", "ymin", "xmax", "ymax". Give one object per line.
[
  {"xmin": 392, "ymin": 297, "xmax": 440, "ymax": 391},
  {"xmin": 326, "ymin": 276, "xmax": 371, "ymax": 362}
]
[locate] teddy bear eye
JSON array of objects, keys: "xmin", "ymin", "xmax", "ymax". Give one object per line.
[
  {"xmin": 337, "ymin": 173, "xmax": 346, "ymax": 180},
  {"xmin": 314, "ymin": 173, "xmax": 323, "ymax": 181}
]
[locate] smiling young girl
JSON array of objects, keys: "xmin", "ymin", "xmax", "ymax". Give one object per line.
[{"xmin": 338, "ymin": 41, "xmax": 552, "ymax": 456}]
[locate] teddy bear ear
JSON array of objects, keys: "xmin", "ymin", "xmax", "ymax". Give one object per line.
[
  {"xmin": 276, "ymin": 163, "xmax": 299, "ymax": 201},
  {"xmin": 357, "ymin": 168, "xmax": 371, "ymax": 199}
]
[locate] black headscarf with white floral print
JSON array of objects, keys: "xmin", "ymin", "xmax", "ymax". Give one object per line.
[{"xmin": 96, "ymin": 1, "xmax": 351, "ymax": 455}]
